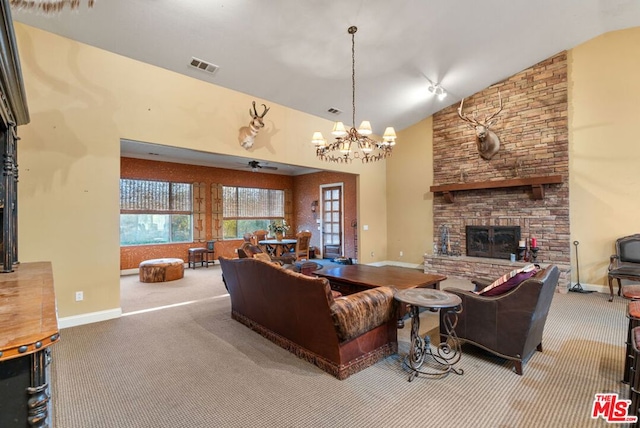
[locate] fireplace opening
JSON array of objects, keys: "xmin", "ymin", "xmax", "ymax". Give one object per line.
[{"xmin": 466, "ymin": 226, "xmax": 521, "ymax": 260}]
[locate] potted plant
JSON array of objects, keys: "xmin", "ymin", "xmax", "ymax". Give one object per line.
[{"xmin": 268, "ymin": 219, "xmax": 290, "ymax": 241}]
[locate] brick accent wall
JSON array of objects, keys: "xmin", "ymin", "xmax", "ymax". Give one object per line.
[
  {"xmin": 430, "ymin": 52, "xmax": 569, "ymax": 276},
  {"xmin": 120, "ymin": 157, "xmax": 358, "ymax": 270}
]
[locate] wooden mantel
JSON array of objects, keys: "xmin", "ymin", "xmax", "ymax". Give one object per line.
[{"xmin": 430, "ymin": 175, "xmax": 563, "ymax": 203}]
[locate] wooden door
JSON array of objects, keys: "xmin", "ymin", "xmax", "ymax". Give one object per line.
[{"xmin": 321, "ymin": 185, "xmax": 343, "ymax": 259}]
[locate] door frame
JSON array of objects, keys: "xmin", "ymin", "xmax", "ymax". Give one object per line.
[{"xmin": 319, "ymin": 182, "xmax": 344, "ymax": 258}]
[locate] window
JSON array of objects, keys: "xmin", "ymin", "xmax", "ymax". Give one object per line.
[
  {"xmin": 223, "ymin": 186, "xmax": 284, "ymax": 239},
  {"xmin": 120, "ymin": 179, "xmax": 193, "ymax": 245}
]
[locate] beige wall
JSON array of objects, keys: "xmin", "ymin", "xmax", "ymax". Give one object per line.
[
  {"xmin": 569, "ymin": 27, "xmax": 640, "ymax": 287},
  {"xmin": 14, "ymin": 23, "xmax": 388, "ymax": 320},
  {"xmin": 387, "ymin": 117, "xmax": 434, "ymax": 265}
]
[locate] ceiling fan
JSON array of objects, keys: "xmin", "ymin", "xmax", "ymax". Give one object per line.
[{"xmin": 245, "ymin": 160, "xmax": 278, "ymax": 172}]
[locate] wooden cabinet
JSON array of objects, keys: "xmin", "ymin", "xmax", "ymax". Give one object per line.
[
  {"xmin": 0, "ymin": 262, "xmax": 59, "ymax": 427},
  {"xmin": 0, "ymin": 1, "xmax": 30, "ymax": 272}
]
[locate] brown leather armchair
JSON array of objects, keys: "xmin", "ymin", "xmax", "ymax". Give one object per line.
[
  {"xmin": 608, "ymin": 234, "xmax": 640, "ymax": 302},
  {"xmin": 441, "ymin": 265, "xmax": 560, "ymax": 375}
]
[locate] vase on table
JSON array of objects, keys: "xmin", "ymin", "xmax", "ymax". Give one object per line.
[{"xmin": 275, "ymin": 232, "xmax": 283, "ymax": 241}]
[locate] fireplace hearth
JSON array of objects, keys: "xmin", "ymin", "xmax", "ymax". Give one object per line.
[{"xmin": 466, "ymin": 226, "xmax": 521, "ymax": 260}]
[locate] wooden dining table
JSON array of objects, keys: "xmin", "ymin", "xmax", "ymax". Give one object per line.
[{"xmin": 258, "ymin": 239, "xmax": 297, "ymax": 257}]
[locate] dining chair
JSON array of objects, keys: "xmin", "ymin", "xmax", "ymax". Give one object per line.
[
  {"xmin": 293, "ymin": 230, "xmax": 312, "ymax": 261},
  {"xmin": 252, "ymin": 229, "xmax": 268, "ymax": 247}
]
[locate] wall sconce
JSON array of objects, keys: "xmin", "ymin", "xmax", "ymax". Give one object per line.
[{"xmin": 311, "ymin": 200, "xmax": 319, "ymax": 217}]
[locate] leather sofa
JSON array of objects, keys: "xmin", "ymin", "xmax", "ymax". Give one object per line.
[
  {"xmin": 218, "ymin": 256, "xmax": 398, "ymax": 379},
  {"xmin": 441, "ymin": 265, "xmax": 560, "ymax": 375}
]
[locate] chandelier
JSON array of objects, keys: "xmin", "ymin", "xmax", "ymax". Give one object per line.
[
  {"xmin": 311, "ymin": 26, "xmax": 396, "ymax": 163},
  {"xmin": 9, "ymin": 0, "xmax": 95, "ymax": 13}
]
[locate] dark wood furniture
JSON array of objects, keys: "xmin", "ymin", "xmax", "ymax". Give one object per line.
[
  {"xmin": 188, "ymin": 247, "xmax": 208, "ymax": 268},
  {"xmin": 0, "ymin": 262, "xmax": 59, "ymax": 427},
  {"xmin": 315, "ymin": 264, "xmax": 446, "ymax": 296},
  {"xmin": 624, "ymin": 301, "xmax": 640, "ymax": 385},
  {"xmin": 630, "ymin": 327, "xmax": 640, "ymax": 420},
  {"xmin": 430, "ymin": 175, "xmax": 563, "ymax": 203},
  {"xmin": 292, "ymin": 230, "xmax": 312, "ymax": 260},
  {"xmin": 608, "ymin": 234, "xmax": 640, "ymax": 302},
  {"xmin": 258, "ymin": 239, "xmax": 297, "ymax": 257},
  {"xmin": 441, "ymin": 265, "xmax": 559, "ymax": 375},
  {"xmin": 0, "ymin": 1, "xmax": 30, "ymax": 272},
  {"xmin": 316, "ymin": 264, "xmax": 447, "ymax": 328}
]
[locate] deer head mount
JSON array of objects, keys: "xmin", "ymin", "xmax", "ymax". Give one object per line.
[
  {"xmin": 457, "ymin": 91, "xmax": 503, "ymax": 160},
  {"xmin": 238, "ymin": 101, "xmax": 270, "ymax": 150}
]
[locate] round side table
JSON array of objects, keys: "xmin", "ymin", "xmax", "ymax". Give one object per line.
[{"xmin": 395, "ymin": 288, "xmax": 463, "ymax": 381}]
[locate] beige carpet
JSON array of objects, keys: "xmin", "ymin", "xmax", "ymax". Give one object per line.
[{"xmin": 51, "ymin": 265, "xmax": 626, "ymax": 427}]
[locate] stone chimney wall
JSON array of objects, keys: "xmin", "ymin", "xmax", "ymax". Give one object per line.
[{"xmin": 431, "ymin": 52, "xmax": 569, "ymax": 266}]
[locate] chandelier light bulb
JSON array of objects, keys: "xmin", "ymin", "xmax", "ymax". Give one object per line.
[
  {"xmin": 311, "ymin": 132, "xmax": 326, "ymax": 147},
  {"xmin": 331, "ymin": 122, "xmax": 347, "ymax": 137},
  {"xmin": 340, "ymin": 141, "xmax": 352, "ymax": 154},
  {"xmin": 357, "ymin": 121, "xmax": 372, "ymax": 136}
]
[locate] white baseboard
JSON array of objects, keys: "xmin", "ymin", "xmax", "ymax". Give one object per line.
[
  {"xmin": 58, "ymin": 308, "xmax": 122, "ymax": 329},
  {"xmin": 121, "ymin": 268, "xmax": 138, "ymax": 276}
]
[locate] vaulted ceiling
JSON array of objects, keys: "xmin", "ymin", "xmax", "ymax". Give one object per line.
[
  {"xmin": 13, "ymin": 0, "xmax": 640, "ymax": 133},
  {"xmin": 10, "ymin": 0, "xmax": 640, "ymax": 173}
]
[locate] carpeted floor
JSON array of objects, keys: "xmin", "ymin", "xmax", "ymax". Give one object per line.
[{"xmin": 52, "ymin": 264, "xmax": 627, "ymax": 427}]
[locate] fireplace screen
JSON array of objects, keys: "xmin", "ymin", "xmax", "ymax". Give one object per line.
[{"xmin": 466, "ymin": 226, "xmax": 521, "ymax": 260}]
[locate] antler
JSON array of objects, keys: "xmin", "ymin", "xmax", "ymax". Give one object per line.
[
  {"xmin": 457, "ymin": 98, "xmax": 480, "ymax": 126},
  {"xmin": 457, "ymin": 91, "xmax": 503, "ymax": 128},
  {"xmin": 250, "ymin": 101, "xmax": 270, "ymax": 118},
  {"xmin": 484, "ymin": 91, "xmax": 503, "ymax": 128}
]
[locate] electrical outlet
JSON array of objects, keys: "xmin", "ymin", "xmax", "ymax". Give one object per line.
[
  {"xmin": 400, "ymin": 251, "xmax": 403, "ymax": 257},
  {"xmin": 370, "ymin": 251, "xmax": 374, "ymax": 257},
  {"xmin": 75, "ymin": 291, "xmax": 84, "ymax": 302}
]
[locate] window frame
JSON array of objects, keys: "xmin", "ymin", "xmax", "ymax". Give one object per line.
[
  {"xmin": 119, "ymin": 178, "xmax": 194, "ymax": 246},
  {"xmin": 222, "ymin": 185, "xmax": 285, "ymax": 240}
]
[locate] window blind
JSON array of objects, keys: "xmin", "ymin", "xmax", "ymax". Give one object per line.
[{"xmin": 120, "ymin": 179, "xmax": 192, "ymax": 214}]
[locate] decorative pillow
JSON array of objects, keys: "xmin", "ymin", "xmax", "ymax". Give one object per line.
[{"xmin": 476, "ymin": 264, "xmax": 538, "ymax": 296}]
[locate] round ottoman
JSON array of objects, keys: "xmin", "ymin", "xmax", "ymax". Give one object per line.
[{"xmin": 139, "ymin": 258, "xmax": 185, "ymax": 283}]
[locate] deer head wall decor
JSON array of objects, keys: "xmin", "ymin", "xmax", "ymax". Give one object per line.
[
  {"xmin": 238, "ymin": 101, "xmax": 270, "ymax": 150},
  {"xmin": 457, "ymin": 90, "xmax": 503, "ymax": 160}
]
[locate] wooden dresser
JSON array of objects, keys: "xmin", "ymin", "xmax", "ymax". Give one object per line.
[{"xmin": 0, "ymin": 262, "xmax": 59, "ymax": 427}]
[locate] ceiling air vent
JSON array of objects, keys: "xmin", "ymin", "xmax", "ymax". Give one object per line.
[
  {"xmin": 189, "ymin": 57, "xmax": 219, "ymax": 75},
  {"xmin": 327, "ymin": 107, "xmax": 342, "ymax": 115}
]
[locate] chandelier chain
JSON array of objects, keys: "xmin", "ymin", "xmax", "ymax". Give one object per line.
[
  {"xmin": 311, "ymin": 25, "xmax": 397, "ymax": 163},
  {"xmin": 351, "ymin": 27, "xmax": 356, "ymax": 129}
]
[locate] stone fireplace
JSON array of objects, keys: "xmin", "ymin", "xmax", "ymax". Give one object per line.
[{"xmin": 424, "ymin": 52, "xmax": 571, "ymax": 289}]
